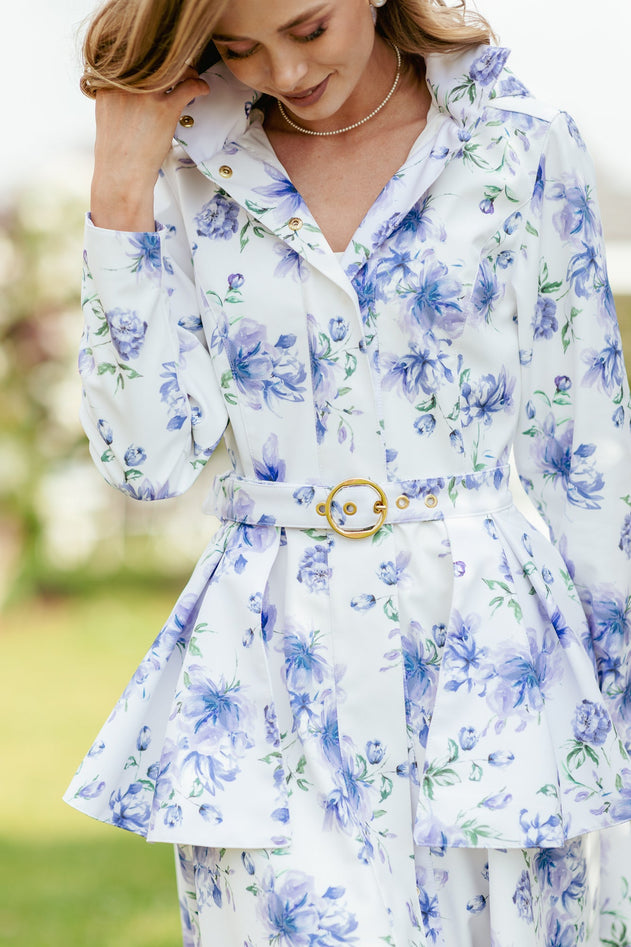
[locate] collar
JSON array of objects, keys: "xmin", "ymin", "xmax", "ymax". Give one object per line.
[{"xmin": 174, "ymin": 45, "xmax": 516, "ymax": 167}]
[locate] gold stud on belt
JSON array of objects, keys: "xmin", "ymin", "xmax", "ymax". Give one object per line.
[{"xmin": 316, "ymin": 478, "xmax": 388, "ymax": 539}]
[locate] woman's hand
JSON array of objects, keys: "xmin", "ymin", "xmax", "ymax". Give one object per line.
[{"xmin": 90, "ymin": 68, "xmax": 210, "ymax": 232}]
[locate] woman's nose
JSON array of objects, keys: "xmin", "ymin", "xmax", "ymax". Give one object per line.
[{"xmin": 267, "ymin": 50, "xmax": 309, "ymax": 93}]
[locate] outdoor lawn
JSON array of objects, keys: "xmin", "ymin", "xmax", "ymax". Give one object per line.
[{"xmin": 0, "ymin": 589, "xmax": 185, "ymax": 946}]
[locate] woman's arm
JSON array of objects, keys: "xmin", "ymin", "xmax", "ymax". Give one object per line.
[
  {"xmin": 513, "ymin": 111, "xmax": 631, "ymax": 739},
  {"xmin": 79, "ymin": 146, "xmax": 229, "ymax": 501}
]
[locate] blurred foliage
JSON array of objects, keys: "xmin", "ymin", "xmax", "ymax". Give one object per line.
[{"xmin": 0, "ymin": 184, "xmax": 630, "ymax": 608}]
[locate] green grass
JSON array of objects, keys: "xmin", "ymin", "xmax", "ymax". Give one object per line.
[{"xmin": 0, "ymin": 590, "xmax": 184, "ymax": 946}]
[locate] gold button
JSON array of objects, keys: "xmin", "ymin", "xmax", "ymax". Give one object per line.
[
  {"xmin": 425, "ymin": 494, "xmax": 438, "ymax": 509},
  {"xmin": 288, "ymin": 217, "xmax": 303, "ymax": 231},
  {"xmin": 396, "ymin": 495, "xmax": 410, "ymax": 510},
  {"xmin": 218, "ymin": 165, "xmax": 233, "ymax": 178},
  {"xmin": 179, "ymin": 115, "xmax": 194, "ymax": 128}
]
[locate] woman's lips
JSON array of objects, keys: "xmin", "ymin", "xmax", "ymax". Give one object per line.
[{"xmin": 282, "ymin": 75, "xmax": 330, "ymax": 108}]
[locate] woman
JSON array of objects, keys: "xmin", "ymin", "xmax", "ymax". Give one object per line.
[{"xmin": 65, "ymin": 0, "xmax": 631, "ymax": 943}]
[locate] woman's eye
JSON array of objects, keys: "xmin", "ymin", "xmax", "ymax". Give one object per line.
[
  {"xmin": 224, "ymin": 46, "xmax": 257, "ymax": 60},
  {"xmin": 297, "ymin": 25, "xmax": 326, "ymax": 43}
]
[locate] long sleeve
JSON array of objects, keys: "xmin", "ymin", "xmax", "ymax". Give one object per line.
[
  {"xmin": 78, "ymin": 157, "xmax": 229, "ymax": 500},
  {"xmin": 513, "ymin": 112, "xmax": 631, "ymax": 744}
]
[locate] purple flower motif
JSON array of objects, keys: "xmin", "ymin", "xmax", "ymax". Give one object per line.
[
  {"xmin": 567, "ymin": 242, "xmax": 603, "ymax": 298},
  {"xmin": 459, "ymin": 726, "xmax": 478, "ymax": 750},
  {"xmin": 124, "ymin": 444, "xmax": 147, "ymax": 468},
  {"xmin": 479, "ymin": 198, "xmax": 495, "ymax": 215},
  {"xmin": 136, "ymin": 726, "xmax": 151, "ymax": 751},
  {"xmin": 512, "ymin": 870, "xmax": 534, "ymax": 922},
  {"xmin": 488, "ymin": 751, "xmax": 515, "ymax": 767},
  {"xmin": 403, "ymin": 252, "xmax": 464, "ymax": 337},
  {"xmin": 297, "ymin": 544, "xmax": 331, "ymax": 592},
  {"xmin": 482, "ymin": 791, "xmax": 512, "ymax": 810},
  {"xmin": 329, "ymin": 317, "xmax": 348, "ymax": 341},
  {"xmin": 533, "ymin": 415, "xmax": 604, "ymax": 510},
  {"xmin": 105, "ymin": 308, "xmax": 148, "ymax": 361},
  {"xmin": 127, "ymin": 232, "xmax": 161, "ymax": 274},
  {"xmin": 453, "ymin": 560, "xmax": 466, "ymax": 577},
  {"xmin": 619, "ymin": 513, "xmax": 631, "ymax": 558},
  {"xmin": 472, "ymin": 259, "xmax": 502, "ymax": 321},
  {"xmin": 366, "ymin": 740, "xmax": 385, "ymax": 764},
  {"xmin": 253, "ymin": 162, "xmax": 305, "ymax": 218},
  {"xmin": 195, "ymin": 193, "xmax": 239, "ymax": 240},
  {"xmin": 293, "ymin": 486, "xmax": 315, "ymax": 506},
  {"xmin": 77, "ymin": 780, "xmax": 106, "ymax": 800},
  {"xmin": 551, "ymin": 182, "xmax": 599, "ymax": 241},
  {"xmin": 350, "ymin": 594, "xmax": 376, "ymax": 611},
  {"xmin": 533, "ymin": 296, "xmax": 558, "ymax": 340},
  {"xmin": 554, "ymin": 375, "xmax": 571, "ymax": 392},
  {"xmin": 449, "ymin": 430, "xmax": 464, "ymax": 454},
  {"xmin": 461, "ymin": 369, "xmax": 515, "ymax": 427},
  {"xmin": 228, "ymin": 272, "xmax": 244, "ymax": 290},
  {"xmin": 377, "ymin": 553, "xmax": 410, "ymax": 586},
  {"xmin": 163, "ymin": 804, "xmax": 183, "ymax": 828},
  {"xmin": 503, "ymin": 211, "xmax": 522, "ymax": 235},
  {"xmin": 109, "ymin": 783, "xmax": 150, "ymax": 832},
  {"xmin": 199, "ymin": 804, "xmax": 223, "ymax": 824},
  {"xmin": 469, "ymin": 47, "xmax": 509, "ymax": 86},
  {"xmin": 466, "ymin": 895, "xmax": 487, "ymax": 914},
  {"xmin": 414, "ymin": 414, "xmax": 436, "ymax": 436},
  {"xmin": 241, "ymin": 851, "xmax": 255, "ymax": 875},
  {"xmin": 382, "ymin": 345, "xmax": 454, "ymax": 399},
  {"xmin": 573, "ymin": 699, "xmax": 611, "ymax": 746},
  {"xmin": 582, "ymin": 335, "xmax": 624, "ymax": 395},
  {"xmin": 253, "ymin": 433, "xmax": 286, "ymax": 482},
  {"xmin": 97, "ymin": 419, "xmax": 113, "ymax": 444},
  {"xmin": 182, "ymin": 666, "xmax": 250, "ymax": 734},
  {"xmin": 274, "ymin": 244, "xmax": 309, "ymax": 282},
  {"xmin": 496, "ymin": 250, "xmax": 515, "ymax": 268}
]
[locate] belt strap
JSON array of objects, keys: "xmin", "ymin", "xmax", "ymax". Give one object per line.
[{"xmin": 206, "ymin": 466, "xmax": 513, "ymax": 538}]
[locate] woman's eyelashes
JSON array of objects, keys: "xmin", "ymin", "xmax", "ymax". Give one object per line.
[{"xmin": 222, "ymin": 25, "xmax": 327, "ymax": 60}]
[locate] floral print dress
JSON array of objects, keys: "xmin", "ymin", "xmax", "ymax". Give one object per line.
[{"xmin": 65, "ymin": 46, "xmax": 631, "ymax": 946}]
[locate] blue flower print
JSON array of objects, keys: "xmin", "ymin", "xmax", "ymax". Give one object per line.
[
  {"xmin": 76, "ymin": 779, "xmax": 105, "ymax": 800},
  {"xmin": 519, "ymin": 809, "xmax": 562, "ymax": 846},
  {"xmin": 401, "ymin": 627, "xmax": 440, "ymax": 704},
  {"xmin": 228, "ymin": 272, "xmax": 244, "ymax": 290},
  {"xmin": 550, "ymin": 182, "xmax": 599, "ymax": 242},
  {"xmin": 417, "ymin": 885, "xmax": 441, "ymax": 942},
  {"xmin": 414, "ymin": 414, "xmax": 436, "ymax": 437},
  {"xmin": 377, "ymin": 552, "xmax": 410, "ymax": 585},
  {"xmin": 443, "ymin": 613, "xmax": 488, "ymax": 693},
  {"xmin": 503, "ymin": 211, "xmax": 522, "ymax": 235},
  {"xmin": 459, "ymin": 726, "xmax": 478, "ymax": 750},
  {"xmin": 533, "ymin": 415, "xmax": 604, "ymax": 509},
  {"xmin": 572, "ymin": 700, "xmax": 611, "ymax": 746},
  {"xmin": 472, "ymin": 259, "xmax": 502, "ymax": 322},
  {"xmin": 297, "ymin": 544, "xmax": 332, "ymax": 593},
  {"xmin": 127, "ymin": 232, "xmax": 161, "ymax": 274},
  {"xmin": 283, "ymin": 626, "xmax": 328, "ymax": 689},
  {"xmin": 350, "ymin": 594, "xmax": 376, "ymax": 611},
  {"xmin": 532, "ymin": 297, "xmax": 558, "ymax": 340},
  {"xmin": 512, "ymin": 870, "xmax": 534, "ymax": 922},
  {"xmin": 401, "ymin": 252, "xmax": 464, "ymax": 338},
  {"xmin": 469, "ymin": 47, "xmax": 509, "ymax": 86},
  {"xmin": 253, "ymin": 163, "xmax": 305, "ymax": 219},
  {"xmin": 219, "ymin": 318, "xmax": 306, "ymax": 411},
  {"xmin": 124, "ymin": 444, "xmax": 147, "ymax": 467},
  {"xmin": 136, "ymin": 726, "xmax": 151, "ymax": 751},
  {"xmin": 105, "ymin": 308, "xmax": 148, "ymax": 361},
  {"xmin": 581, "ymin": 334, "xmax": 624, "ymax": 395},
  {"xmin": 619, "ymin": 514, "xmax": 631, "ymax": 558},
  {"xmin": 328, "ymin": 317, "xmax": 348, "ymax": 342},
  {"xmin": 461, "ymin": 369, "xmax": 515, "ymax": 427},
  {"xmin": 159, "ymin": 363, "xmax": 189, "ymax": 431},
  {"xmin": 253, "ymin": 433, "xmax": 286, "ymax": 481},
  {"xmin": 258, "ymin": 868, "xmax": 358, "ymax": 946},
  {"xmin": 382, "ymin": 345, "xmax": 454, "ymax": 400},
  {"xmin": 466, "ymin": 895, "xmax": 487, "ymax": 914},
  {"xmin": 195, "ymin": 193, "xmax": 239, "ymax": 240},
  {"xmin": 97, "ymin": 419, "xmax": 113, "ymax": 444},
  {"xmin": 109, "ymin": 782, "xmax": 150, "ymax": 832},
  {"xmin": 182, "ymin": 666, "xmax": 250, "ymax": 734},
  {"xmin": 274, "ymin": 244, "xmax": 309, "ymax": 282},
  {"xmin": 566, "ymin": 242, "xmax": 603, "ymax": 299},
  {"xmin": 293, "ymin": 486, "xmax": 315, "ymax": 507},
  {"xmin": 365, "ymin": 740, "xmax": 385, "ymax": 764},
  {"xmin": 394, "ymin": 195, "xmax": 446, "ymax": 245}
]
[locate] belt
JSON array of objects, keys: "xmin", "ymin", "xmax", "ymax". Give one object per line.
[{"xmin": 206, "ymin": 466, "xmax": 513, "ymax": 539}]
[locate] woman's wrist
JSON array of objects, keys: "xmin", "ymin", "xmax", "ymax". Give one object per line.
[{"xmin": 90, "ymin": 176, "xmax": 156, "ymax": 232}]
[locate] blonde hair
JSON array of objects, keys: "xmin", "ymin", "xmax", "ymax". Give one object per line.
[{"xmin": 80, "ymin": 0, "xmax": 493, "ymax": 97}]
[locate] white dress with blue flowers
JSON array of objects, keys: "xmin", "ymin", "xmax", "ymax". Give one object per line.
[{"xmin": 65, "ymin": 46, "xmax": 631, "ymax": 946}]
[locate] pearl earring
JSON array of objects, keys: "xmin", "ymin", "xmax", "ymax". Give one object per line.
[{"xmin": 370, "ymin": 0, "xmax": 388, "ymax": 6}]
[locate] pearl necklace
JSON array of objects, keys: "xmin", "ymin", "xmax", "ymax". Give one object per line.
[{"xmin": 277, "ymin": 45, "xmax": 402, "ymax": 137}]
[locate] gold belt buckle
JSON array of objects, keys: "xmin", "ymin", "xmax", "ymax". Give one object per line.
[{"xmin": 316, "ymin": 478, "xmax": 388, "ymax": 539}]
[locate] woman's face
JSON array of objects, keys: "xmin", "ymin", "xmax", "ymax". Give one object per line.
[{"xmin": 211, "ymin": 0, "xmax": 379, "ymax": 123}]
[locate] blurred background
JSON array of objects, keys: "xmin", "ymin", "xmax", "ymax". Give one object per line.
[{"xmin": 1, "ymin": 1, "xmax": 630, "ymax": 944}]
